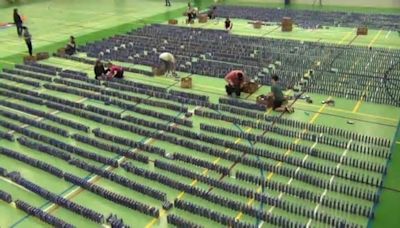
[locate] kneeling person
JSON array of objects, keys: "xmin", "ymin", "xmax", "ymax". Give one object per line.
[
  {"xmin": 225, "ymin": 70, "xmax": 246, "ymax": 97},
  {"xmin": 270, "ymin": 75, "xmax": 293, "ymax": 113},
  {"xmin": 107, "ymin": 62, "xmax": 124, "ymax": 79}
]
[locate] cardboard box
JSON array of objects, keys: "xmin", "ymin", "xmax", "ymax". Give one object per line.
[
  {"xmin": 181, "ymin": 77, "xmax": 192, "ymax": 88},
  {"xmin": 168, "ymin": 19, "xmax": 178, "ymax": 25}
]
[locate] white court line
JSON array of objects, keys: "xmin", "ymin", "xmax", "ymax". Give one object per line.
[
  {"xmin": 385, "ymin": 30, "xmax": 391, "ymax": 39},
  {"xmin": 308, "ymin": 139, "xmax": 353, "ymax": 225},
  {"xmin": 306, "ymin": 218, "xmax": 312, "ymax": 228},
  {"xmin": 0, "ymin": 176, "xmax": 31, "ymax": 192},
  {"xmin": 267, "ymin": 139, "xmax": 320, "ymax": 215}
]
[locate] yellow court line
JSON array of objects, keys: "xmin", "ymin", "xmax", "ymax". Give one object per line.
[
  {"xmin": 352, "ymin": 80, "xmax": 371, "ymax": 113},
  {"xmin": 0, "ymin": 59, "xmax": 16, "ymax": 65},
  {"xmin": 310, "ymin": 97, "xmax": 331, "ymax": 124},
  {"xmin": 145, "ymin": 107, "xmax": 273, "ymax": 227},
  {"xmin": 235, "ymin": 97, "xmax": 331, "ymax": 222},
  {"xmin": 352, "ymin": 100, "xmax": 363, "ymax": 113},
  {"xmin": 368, "ymin": 30, "xmax": 383, "ymax": 47},
  {"xmin": 294, "ymin": 102, "xmax": 398, "ymax": 122},
  {"xmin": 338, "ymin": 31, "xmax": 353, "ymax": 45},
  {"xmin": 353, "ymin": 30, "xmax": 383, "ymax": 113}
]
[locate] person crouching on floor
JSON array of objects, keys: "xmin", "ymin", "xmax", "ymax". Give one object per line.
[
  {"xmin": 224, "ymin": 70, "xmax": 247, "ymax": 97},
  {"xmin": 106, "ymin": 62, "xmax": 124, "ymax": 79},
  {"xmin": 269, "ymin": 74, "xmax": 294, "ymax": 113}
]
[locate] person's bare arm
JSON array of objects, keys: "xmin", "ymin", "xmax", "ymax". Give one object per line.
[{"xmin": 225, "ymin": 76, "xmax": 233, "ymax": 86}]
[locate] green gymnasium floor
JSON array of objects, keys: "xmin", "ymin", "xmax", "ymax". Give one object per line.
[{"xmin": 0, "ymin": 0, "xmax": 399, "ymax": 228}]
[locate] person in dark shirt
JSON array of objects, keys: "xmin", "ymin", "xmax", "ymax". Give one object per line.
[
  {"xmin": 224, "ymin": 70, "xmax": 247, "ymax": 97},
  {"xmin": 94, "ymin": 60, "xmax": 107, "ymax": 80},
  {"xmin": 13, "ymin": 8, "xmax": 23, "ymax": 37},
  {"xmin": 225, "ymin": 17, "xmax": 233, "ymax": 31},
  {"xmin": 208, "ymin": 6, "xmax": 217, "ymax": 19},
  {"xmin": 270, "ymin": 75, "xmax": 294, "ymax": 113},
  {"xmin": 65, "ymin": 36, "xmax": 76, "ymax": 55},
  {"xmin": 186, "ymin": 3, "xmax": 196, "ymax": 23},
  {"xmin": 22, "ymin": 26, "xmax": 32, "ymax": 56}
]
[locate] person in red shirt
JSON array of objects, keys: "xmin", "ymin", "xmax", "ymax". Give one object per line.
[
  {"xmin": 224, "ymin": 70, "xmax": 246, "ymax": 97},
  {"xmin": 106, "ymin": 62, "xmax": 124, "ymax": 79}
]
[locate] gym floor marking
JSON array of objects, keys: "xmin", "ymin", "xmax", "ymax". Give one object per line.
[
  {"xmin": 295, "ymin": 102, "xmax": 398, "ymax": 123},
  {"xmin": 385, "ymin": 31, "xmax": 391, "ymax": 39},
  {"xmin": 307, "ymin": 139, "xmax": 353, "ymax": 227},
  {"xmin": 235, "ymin": 97, "xmax": 330, "ymax": 223},
  {"xmin": 1, "ymin": 2, "xmax": 399, "ymax": 227},
  {"xmin": 145, "ymin": 106, "xmax": 259, "ymax": 228},
  {"xmin": 353, "ymin": 32, "xmax": 385, "ymax": 113},
  {"xmin": 191, "ymin": 108, "xmax": 274, "ymax": 224},
  {"xmin": 368, "ymin": 30, "xmax": 383, "ymax": 48}
]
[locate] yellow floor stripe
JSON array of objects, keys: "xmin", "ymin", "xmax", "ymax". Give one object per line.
[
  {"xmin": 352, "ymin": 100, "xmax": 363, "ymax": 113},
  {"xmin": 353, "ymin": 29, "xmax": 383, "ymax": 113},
  {"xmin": 368, "ymin": 30, "xmax": 383, "ymax": 47},
  {"xmin": 234, "ymin": 97, "xmax": 331, "ymax": 222},
  {"xmin": 0, "ymin": 59, "xmax": 16, "ymax": 65},
  {"xmin": 309, "ymin": 97, "xmax": 331, "ymax": 124},
  {"xmin": 338, "ymin": 31, "xmax": 353, "ymax": 45},
  {"xmin": 145, "ymin": 107, "xmax": 274, "ymax": 227},
  {"xmin": 294, "ymin": 102, "xmax": 397, "ymax": 122}
]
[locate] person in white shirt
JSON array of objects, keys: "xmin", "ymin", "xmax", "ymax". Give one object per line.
[{"xmin": 159, "ymin": 52, "xmax": 177, "ymax": 77}]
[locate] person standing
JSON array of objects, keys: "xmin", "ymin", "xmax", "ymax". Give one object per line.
[
  {"xmin": 13, "ymin": 8, "xmax": 23, "ymax": 37},
  {"xmin": 22, "ymin": 26, "xmax": 32, "ymax": 56},
  {"xmin": 165, "ymin": 0, "xmax": 171, "ymax": 7}
]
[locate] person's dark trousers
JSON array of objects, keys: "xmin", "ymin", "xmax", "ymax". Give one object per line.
[
  {"xmin": 115, "ymin": 71, "xmax": 124, "ymax": 79},
  {"xmin": 165, "ymin": 0, "xmax": 171, "ymax": 6},
  {"xmin": 25, "ymin": 40, "xmax": 32, "ymax": 56},
  {"xmin": 16, "ymin": 23, "xmax": 23, "ymax": 37},
  {"xmin": 225, "ymin": 85, "xmax": 241, "ymax": 97}
]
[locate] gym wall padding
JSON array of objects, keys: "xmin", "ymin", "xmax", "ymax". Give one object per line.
[{"xmin": 292, "ymin": 0, "xmax": 400, "ymax": 8}]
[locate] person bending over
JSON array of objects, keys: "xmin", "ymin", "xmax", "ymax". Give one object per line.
[
  {"xmin": 225, "ymin": 70, "xmax": 247, "ymax": 97},
  {"xmin": 159, "ymin": 52, "xmax": 177, "ymax": 77},
  {"xmin": 106, "ymin": 62, "xmax": 124, "ymax": 79},
  {"xmin": 13, "ymin": 8, "xmax": 23, "ymax": 37},
  {"xmin": 269, "ymin": 75, "xmax": 294, "ymax": 113},
  {"xmin": 65, "ymin": 36, "xmax": 77, "ymax": 55},
  {"xmin": 94, "ymin": 60, "xmax": 107, "ymax": 80}
]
